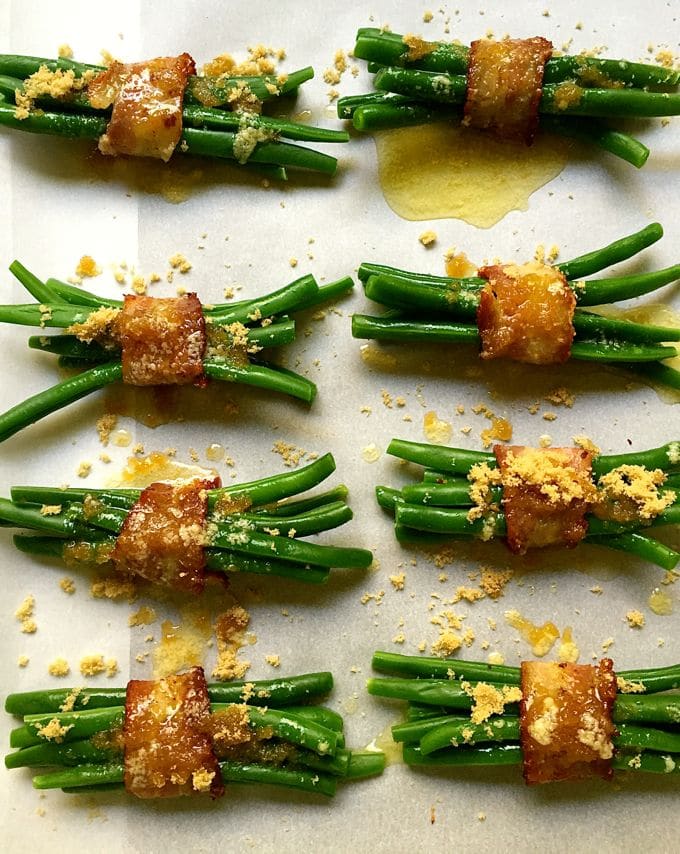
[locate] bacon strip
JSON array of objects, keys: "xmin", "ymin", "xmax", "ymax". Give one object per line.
[
  {"xmin": 494, "ymin": 445, "xmax": 595, "ymax": 554},
  {"xmin": 477, "ymin": 262, "xmax": 576, "ymax": 365},
  {"xmin": 124, "ymin": 667, "xmax": 224, "ymax": 799},
  {"xmin": 88, "ymin": 54, "xmax": 195, "ymax": 161},
  {"xmin": 115, "ymin": 293, "xmax": 207, "ymax": 386},
  {"xmin": 464, "ymin": 37, "xmax": 552, "ymax": 144},
  {"xmin": 520, "ymin": 660, "xmax": 617, "ymax": 785},
  {"xmin": 112, "ymin": 476, "xmax": 220, "ymax": 593}
]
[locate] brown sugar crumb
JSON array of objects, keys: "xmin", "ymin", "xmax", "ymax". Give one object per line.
[
  {"xmin": 389, "ymin": 572, "xmax": 406, "ymax": 591},
  {"xmin": 128, "ymin": 605, "xmax": 157, "ymax": 627},
  {"xmin": 35, "ymin": 718, "xmax": 73, "ymax": 743},
  {"xmin": 79, "ymin": 654, "xmax": 118, "ymax": 677},
  {"xmin": 452, "ymin": 586, "xmax": 485, "ymax": 604},
  {"xmin": 381, "ymin": 389, "xmax": 393, "ymax": 408},
  {"xmin": 463, "ymin": 681, "xmax": 523, "ymax": 725},
  {"xmin": 48, "ymin": 657, "xmax": 71, "ymax": 677},
  {"xmin": 75, "ymin": 255, "xmax": 102, "ymax": 279},
  {"xmin": 423, "ymin": 10, "xmax": 434, "ymax": 22},
  {"xmin": 18, "ymin": 655, "xmax": 29, "ymax": 667},
  {"xmin": 40, "ymin": 504, "xmax": 62, "ymax": 516},
  {"xmin": 212, "ymin": 606, "xmax": 251, "ymax": 681},
  {"xmin": 90, "ymin": 575, "xmax": 137, "ymax": 602},
  {"xmin": 617, "ymin": 676, "xmax": 646, "ymax": 694},
  {"xmin": 58, "ymin": 44, "xmax": 74, "ymax": 59},
  {"xmin": 265, "ymin": 654, "xmax": 281, "ymax": 668},
  {"xmin": 59, "ymin": 577, "xmax": 76, "ymax": 595},
  {"xmin": 545, "ymin": 387, "xmax": 575, "ymax": 407},
  {"xmin": 77, "ymin": 461, "xmax": 92, "ymax": 479},
  {"xmin": 168, "ymin": 253, "xmax": 192, "ymax": 274},
  {"xmin": 419, "ymin": 230, "xmax": 437, "ymax": 247},
  {"xmin": 480, "ymin": 567, "xmax": 513, "ymax": 599},
  {"xmin": 590, "ymin": 585, "xmax": 603, "ymax": 595},
  {"xmin": 15, "ymin": 594, "xmax": 37, "ymax": 634},
  {"xmin": 272, "ymin": 440, "xmax": 309, "ymax": 468},
  {"xmin": 542, "ymin": 411, "xmax": 557, "ymax": 422},
  {"xmin": 597, "ymin": 465, "xmax": 675, "ymax": 521},
  {"xmin": 626, "ymin": 609, "xmax": 645, "ymax": 629}
]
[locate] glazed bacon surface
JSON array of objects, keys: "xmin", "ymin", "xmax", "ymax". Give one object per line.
[
  {"xmin": 520, "ymin": 660, "xmax": 617, "ymax": 785},
  {"xmin": 112, "ymin": 476, "xmax": 219, "ymax": 593},
  {"xmin": 464, "ymin": 37, "xmax": 553, "ymax": 144},
  {"xmin": 494, "ymin": 445, "xmax": 595, "ymax": 553},
  {"xmin": 115, "ymin": 293, "xmax": 207, "ymax": 386},
  {"xmin": 124, "ymin": 667, "xmax": 224, "ymax": 799},
  {"xmin": 477, "ymin": 262, "xmax": 576, "ymax": 365},
  {"xmin": 88, "ymin": 54, "xmax": 195, "ymax": 161}
]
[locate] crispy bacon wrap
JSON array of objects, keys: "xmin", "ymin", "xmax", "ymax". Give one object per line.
[
  {"xmin": 494, "ymin": 445, "xmax": 595, "ymax": 554},
  {"xmin": 88, "ymin": 54, "xmax": 195, "ymax": 161},
  {"xmin": 477, "ymin": 262, "xmax": 576, "ymax": 365},
  {"xmin": 124, "ymin": 666, "xmax": 224, "ymax": 799},
  {"xmin": 112, "ymin": 476, "xmax": 220, "ymax": 593},
  {"xmin": 464, "ymin": 37, "xmax": 553, "ymax": 144},
  {"xmin": 520, "ymin": 659, "xmax": 617, "ymax": 785},
  {"xmin": 115, "ymin": 293, "xmax": 207, "ymax": 386}
]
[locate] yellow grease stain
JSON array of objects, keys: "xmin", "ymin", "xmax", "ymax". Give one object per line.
[
  {"xmin": 153, "ymin": 604, "xmax": 213, "ymax": 678},
  {"xmin": 374, "ymin": 123, "xmax": 571, "ymax": 227},
  {"xmin": 505, "ymin": 609, "xmax": 560, "ymax": 657},
  {"xmin": 649, "ymin": 587, "xmax": 674, "ymax": 616},
  {"xmin": 107, "ymin": 451, "xmax": 215, "ymax": 488},
  {"xmin": 365, "ymin": 723, "xmax": 403, "ymax": 766}
]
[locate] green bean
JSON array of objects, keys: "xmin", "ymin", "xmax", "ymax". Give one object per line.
[
  {"xmin": 420, "ymin": 719, "xmax": 520, "ymax": 755},
  {"xmin": 344, "ymin": 750, "xmax": 386, "ymax": 780},
  {"xmin": 559, "ymin": 222, "xmax": 664, "ymax": 279},
  {"xmin": 206, "ymin": 550, "xmax": 330, "ymax": 584},
  {"xmin": 387, "ymin": 438, "xmax": 492, "ymax": 474},
  {"xmin": 5, "ymin": 738, "xmax": 118, "ymax": 769},
  {"xmin": 0, "ymin": 362, "xmax": 123, "ymax": 443},
  {"xmin": 203, "ymin": 358, "xmax": 316, "ymax": 403},
  {"xmin": 403, "ymin": 743, "xmax": 522, "ymax": 767},
  {"xmin": 589, "ymin": 533, "xmax": 680, "ymax": 572}
]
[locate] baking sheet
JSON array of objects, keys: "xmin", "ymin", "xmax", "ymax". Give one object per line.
[{"xmin": 1, "ymin": 1, "xmax": 680, "ymax": 851}]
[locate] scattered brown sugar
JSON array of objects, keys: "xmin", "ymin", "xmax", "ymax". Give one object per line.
[
  {"xmin": 128, "ymin": 605, "xmax": 157, "ymax": 627},
  {"xmin": 212, "ymin": 606, "xmax": 251, "ymax": 681},
  {"xmin": 59, "ymin": 577, "xmax": 76, "ymax": 595},
  {"xmin": 626, "ymin": 609, "xmax": 645, "ymax": 629},
  {"xmin": 418, "ymin": 230, "xmax": 437, "ymax": 247},
  {"xmin": 265, "ymin": 654, "xmax": 281, "ymax": 668},
  {"xmin": 75, "ymin": 255, "xmax": 102, "ymax": 279},
  {"xmin": 15, "ymin": 594, "xmax": 37, "ymax": 634},
  {"xmin": 596, "ymin": 465, "xmax": 675, "ymax": 521},
  {"xmin": 79, "ymin": 654, "xmax": 118, "ymax": 677},
  {"xmin": 480, "ymin": 567, "xmax": 513, "ymax": 599},
  {"xmin": 14, "ymin": 64, "xmax": 94, "ymax": 119},
  {"xmin": 389, "ymin": 572, "xmax": 406, "ymax": 591},
  {"xmin": 462, "ymin": 681, "xmax": 522, "ymax": 725},
  {"xmin": 90, "ymin": 575, "xmax": 137, "ymax": 602},
  {"xmin": 545, "ymin": 387, "xmax": 575, "ymax": 407},
  {"xmin": 35, "ymin": 718, "xmax": 73, "ymax": 743},
  {"xmin": 40, "ymin": 504, "xmax": 62, "ymax": 516},
  {"xmin": 18, "ymin": 655, "xmax": 29, "ymax": 667},
  {"xmin": 168, "ymin": 253, "xmax": 192, "ymax": 274},
  {"xmin": 48, "ymin": 658, "xmax": 71, "ymax": 677},
  {"xmin": 272, "ymin": 440, "xmax": 311, "ymax": 468},
  {"xmin": 77, "ymin": 461, "xmax": 92, "ymax": 478},
  {"xmin": 57, "ymin": 44, "xmax": 74, "ymax": 59}
]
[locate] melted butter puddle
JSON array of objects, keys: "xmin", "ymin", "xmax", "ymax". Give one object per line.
[
  {"xmin": 365, "ymin": 723, "xmax": 403, "ymax": 766},
  {"xmin": 374, "ymin": 123, "xmax": 571, "ymax": 227},
  {"xmin": 106, "ymin": 451, "xmax": 216, "ymax": 488}
]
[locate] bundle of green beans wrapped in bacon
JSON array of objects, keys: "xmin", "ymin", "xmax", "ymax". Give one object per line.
[
  {"xmin": 353, "ymin": 223, "xmax": 680, "ymax": 392},
  {"xmin": 369, "ymin": 651, "xmax": 680, "ymax": 782},
  {"xmin": 0, "ymin": 261, "xmax": 353, "ymax": 443},
  {"xmin": 0, "ymin": 53, "xmax": 348, "ymax": 178},
  {"xmin": 338, "ymin": 28, "xmax": 680, "ymax": 167},
  {"xmin": 5, "ymin": 669, "xmax": 384, "ymax": 797},
  {"xmin": 0, "ymin": 453, "xmax": 373, "ymax": 587},
  {"xmin": 377, "ymin": 437, "xmax": 680, "ymax": 572}
]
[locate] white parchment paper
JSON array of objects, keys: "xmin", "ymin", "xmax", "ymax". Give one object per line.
[{"xmin": 1, "ymin": 1, "xmax": 680, "ymax": 851}]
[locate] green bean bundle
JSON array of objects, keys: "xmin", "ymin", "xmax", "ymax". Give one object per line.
[
  {"xmin": 0, "ymin": 261, "xmax": 353, "ymax": 443},
  {"xmin": 0, "ymin": 53, "xmax": 348, "ymax": 178},
  {"xmin": 369, "ymin": 651, "xmax": 680, "ymax": 782},
  {"xmin": 353, "ymin": 223, "xmax": 680, "ymax": 392},
  {"xmin": 377, "ymin": 437, "xmax": 680, "ymax": 572},
  {"xmin": 5, "ymin": 670, "xmax": 385, "ymax": 797},
  {"xmin": 338, "ymin": 27, "xmax": 680, "ymax": 167},
  {"xmin": 0, "ymin": 452, "xmax": 373, "ymax": 587}
]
